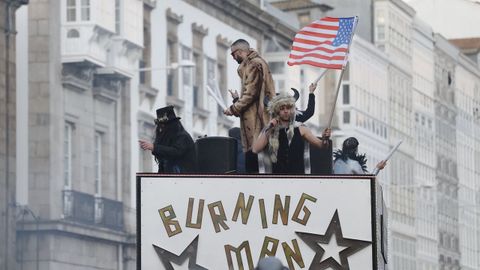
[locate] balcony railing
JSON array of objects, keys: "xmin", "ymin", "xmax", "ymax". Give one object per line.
[
  {"xmin": 96, "ymin": 197, "xmax": 124, "ymax": 230},
  {"xmin": 63, "ymin": 190, "xmax": 95, "ymax": 225},
  {"xmin": 63, "ymin": 190, "xmax": 124, "ymax": 230}
]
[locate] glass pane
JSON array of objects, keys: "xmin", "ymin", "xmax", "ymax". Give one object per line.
[
  {"xmin": 67, "ymin": 0, "xmax": 76, "ymax": 7},
  {"xmin": 269, "ymin": 62, "xmax": 285, "ymax": 74},
  {"xmin": 67, "ymin": 9, "xmax": 76, "ymax": 21},
  {"xmin": 81, "ymin": 8, "xmax": 90, "ymax": 21}
]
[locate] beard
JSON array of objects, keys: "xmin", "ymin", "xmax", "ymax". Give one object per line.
[{"xmin": 235, "ymin": 57, "xmax": 243, "ymax": 64}]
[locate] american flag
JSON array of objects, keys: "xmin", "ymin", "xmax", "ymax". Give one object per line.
[{"xmin": 287, "ymin": 17, "xmax": 357, "ymax": 69}]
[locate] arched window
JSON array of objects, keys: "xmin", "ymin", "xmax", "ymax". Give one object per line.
[{"xmin": 67, "ymin": 29, "xmax": 80, "ymax": 38}]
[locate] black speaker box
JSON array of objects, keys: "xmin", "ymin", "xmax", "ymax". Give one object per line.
[
  {"xmin": 195, "ymin": 136, "xmax": 237, "ymax": 173},
  {"xmin": 310, "ymin": 138, "xmax": 333, "ymax": 175}
]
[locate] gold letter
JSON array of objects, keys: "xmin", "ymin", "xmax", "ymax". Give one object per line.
[
  {"xmin": 282, "ymin": 239, "xmax": 305, "ymax": 270},
  {"xmin": 291, "ymin": 193, "xmax": 317, "ymax": 225},
  {"xmin": 272, "ymin": 194, "xmax": 290, "ymax": 225},
  {"xmin": 158, "ymin": 205, "xmax": 182, "ymax": 237},
  {"xmin": 259, "ymin": 236, "xmax": 279, "ymax": 259},
  {"xmin": 232, "ymin": 192, "xmax": 254, "ymax": 224},
  {"xmin": 224, "ymin": 241, "xmax": 254, "ymax": 270},
  {"xmin": 259, "ymin": 199, "xmax": 268, "ymax": 229},
  {"xmin": 208, "ymin": 201, "xmax": 230, "ymax": 233},
  {"xmin": 186, "ymin": 198, "xmax": 204, "ymax": 229}
]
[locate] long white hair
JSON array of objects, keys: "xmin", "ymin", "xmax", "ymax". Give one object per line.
[{"xmin": 267, "ymin": 94, "xmax": 297, "ymax": 163}]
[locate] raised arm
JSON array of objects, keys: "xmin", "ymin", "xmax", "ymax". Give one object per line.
[
  {"xmin": 300, "ymin": 126, "xmax": 331, "ymax": 149},
  {"xmin": 229, "ymin": 64, "xmax": 263, "ymax": 116},
  {"xmin": 252, "ymin": 118, "xmax": 278, "ymax": 154}
]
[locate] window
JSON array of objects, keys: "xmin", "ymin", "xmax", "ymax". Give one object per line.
[
  {"xmin": 193, "ymin": 52, "xmax": 202, "ymax": 108},
  {"xmin": 269, "ymin": 62, "xmax": 285, "ymax": 74},
  {"xmin": 139, "ymin": 60, "xmax": 146, "ymax": 85},
  {"xmin": 80, "ymin": 0, "xmax": 90, "ymax": 21},
  {"xmin": 64, "ymin": 122, "xmax": 74, "ymax": 188},
  {"xmin": 277, "ymin": 80, "xmax": 285, "ymax": 93},
  {"xmin": 115, "ymin": 0, "xmax": 121, "ymax": 34},
  {"xmin": 298, "ymin": 12, "xmax": 311, "ymax": 28},
  {"xmin": 167, "ymin": 41, "xmax": 174, "ymax": 96},
  {"xmin": 66, "ymin": 0, "xmax": 90, "ymax": 22},
  {"xmin": 206, "ymin": 58, "xmax": 216, "ymax": 86},
  {"xmin": 342, "ymin": 84, "xmax": 350, "ymax": 104},
  {"xmin": 66, "ymin": 0, "xmax": 76, "ymax": 22},
  {"xmin": 67, "ymin": 29, "xmax": 80, "ymax": 38},
  {"xmin": 217, "ymin": 63, "xmax": 226, "ymax": 116},
  {"xmin": 182, "ymin": 46, "xmax": 192, "ymax": 86},
  {"xmin": 94, "ymin": 132, "xmax": 102, "ymax": 196},
  {"xmin": 377, "ymin": 25, "xmax": 385, "ymax": 40},
  {"xmin": 343, "ymin": 111, "xmax": 350, "ymax": 124}
]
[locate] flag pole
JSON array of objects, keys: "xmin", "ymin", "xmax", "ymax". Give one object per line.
[
  {"xmin": 326, "ymin": 69, "xmax": 346, "ymax": 128},
  {"xmin": 313, "ymin": 68, "xmax": 328, "ymax": 85},
  {"xmin": 206, "ymin": 85, "xmax": 227, "ymax": 110},
  {"xmin": 326, "ymin": 16, "xmax": 358, "ymax": 129}
]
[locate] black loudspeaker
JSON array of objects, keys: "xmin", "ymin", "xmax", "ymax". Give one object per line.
[
  {"xmin": 195, "ymin": 136, "xmax": 237, "ymax": 173},
  {"xmin": 310, "ymin": 138, "xmax": 333, "ymax": 175}
]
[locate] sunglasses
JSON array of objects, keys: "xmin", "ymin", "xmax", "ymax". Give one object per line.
[{"xmin": 230, "ymin": 49, "xmax": 241, "ymax": 57}]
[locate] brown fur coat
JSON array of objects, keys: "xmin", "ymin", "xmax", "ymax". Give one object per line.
[{"xmin": 230, "ymin": 50, "xmax": 276, "ymax": 152}]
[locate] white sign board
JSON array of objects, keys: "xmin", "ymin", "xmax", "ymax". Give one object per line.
[{"xmin": 137, "ymin": 175, "xmax": 378, "ymax": 270}]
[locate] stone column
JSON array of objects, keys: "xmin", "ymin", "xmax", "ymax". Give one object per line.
[{"xmin": 1, "ymin": 0, "xmax": 28, "ymax": 269}]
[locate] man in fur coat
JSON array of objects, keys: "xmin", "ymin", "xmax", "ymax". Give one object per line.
[{"xmin": 224, "ymin": 39, "xmax": 276, "ymax": 173}]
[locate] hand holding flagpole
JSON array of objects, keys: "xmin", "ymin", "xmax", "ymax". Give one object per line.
[
  {"xmin": 313, "ymin": 69, "xmax": 328, "ymax": 85},
  {"xmin": 372, "ymin": 140, "xmax": 403, "ymax": 175}
]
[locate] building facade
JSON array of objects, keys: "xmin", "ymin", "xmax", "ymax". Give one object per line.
[
  {"xmin": 15, "ymin": 0, "xmax": 143, "ymax": 269},
  {"xmin": 8, "ymin": 0, "xmax": 480, "ymax": 269},
  {"xmin": 434, "ymin": 34, "xmax": 461, "ymax": 270},
  {"xmin": 455, "ymin": 53, "xmax": 480, "ymax": 270},
  {"xmin": 412, "ymin": 17, "xmax": 438, "ymax": 270}
]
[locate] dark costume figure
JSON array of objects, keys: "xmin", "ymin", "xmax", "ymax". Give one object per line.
[
  {"xmin": 140, "ymin": 106, "xmax": 196, "ymax": 173},
  {"xmin": 333, "ymin": 137, "xmax": 386, "ymax": 174},
  {"xmin": 272, "ymin": 126, "xmax": 305, "ymax": 174},
  {"xmin": 333, "ymin": 137, "xmax": 368, "ymax": 174}
]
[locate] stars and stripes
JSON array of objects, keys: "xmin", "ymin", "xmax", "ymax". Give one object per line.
[{"xmin": 287, "ymin": 17, "xmax": 358, "ymax": 69}]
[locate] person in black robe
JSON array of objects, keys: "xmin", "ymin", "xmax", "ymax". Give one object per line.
[{"xmin": 139, "ymin": 106, "xmax": 196, "ymax": 173}]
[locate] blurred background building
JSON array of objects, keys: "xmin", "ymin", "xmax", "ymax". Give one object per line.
[{"xmin": 0, "ymin": 0, "xmax": 479, "ymax": 269}]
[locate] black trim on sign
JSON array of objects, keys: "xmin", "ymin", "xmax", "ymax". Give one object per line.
[{"xmin": 136, "ymin": 174, "xmax": 378, "ymax": 270}]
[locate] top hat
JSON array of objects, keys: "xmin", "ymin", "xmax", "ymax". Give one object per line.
[{"xmin": 156, "ymin": 106, "xmax": 181, "ymax": 124}]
